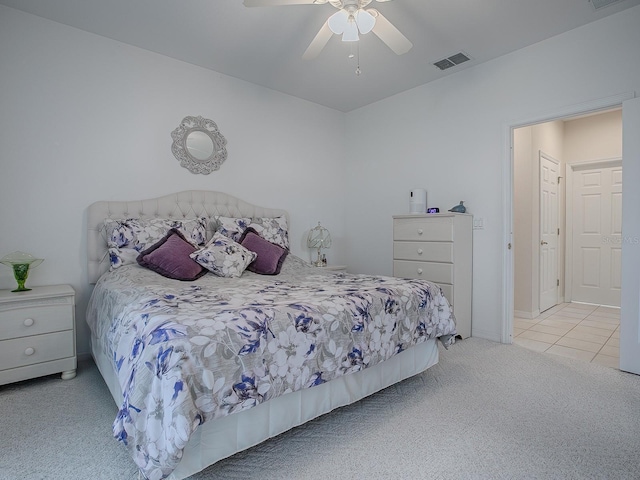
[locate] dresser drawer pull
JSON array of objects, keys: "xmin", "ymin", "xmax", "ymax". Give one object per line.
[
  {"xmin": 23, "ymin": 318, "xmax": 34, "ymax": 327},
  {"xmin": 417, "ymin": 229, "xmax": 424, "ymax": 235},
  {"xmin": 24, "ymin": 347, "xmax": 35, "ymax": 356},
  {"xmin": 417, "ymin": 248, "xmax": 423, "ymax": 255},
  {"xmin": 417, "ymin": 268, "xmax": 423, "ymax": 275}
]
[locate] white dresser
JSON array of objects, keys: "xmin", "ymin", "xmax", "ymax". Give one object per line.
[
  {"xmin": 0, "ymin": 284, "xmax": 76, "ymax": 385},
  {"xmin": 393, "ymin": 214, "xmax": 472, "ymax": 338}
]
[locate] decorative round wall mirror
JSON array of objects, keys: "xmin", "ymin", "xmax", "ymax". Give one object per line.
[
  {"xmin": 171, "ymin": 116, "xmax": 227, "ymax": 174},
  {"xmin": 186, "ymin": 131, "xmax": 215, "ymax": 160}
]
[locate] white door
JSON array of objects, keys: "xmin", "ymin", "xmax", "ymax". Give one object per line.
[
  {"xmin": 539, "ymin": 152, "xmax": 559, "ymax": 312},
  {"xmin": 620, "ymin": 97, "xmax": 640, "ymax": 375},
  {"xmin": 571, "ymin": 163, "xmax": 622, "ymax": 306}
]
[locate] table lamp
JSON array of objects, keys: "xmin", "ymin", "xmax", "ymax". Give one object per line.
[{"xmin": 307, "ymin": 222, "xmax": 332, "ymax": 267}]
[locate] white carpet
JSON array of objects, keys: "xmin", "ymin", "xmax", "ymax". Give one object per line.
[{"xmin": 1, "ymin": 338, "xmax": 639, "ymax": 480}]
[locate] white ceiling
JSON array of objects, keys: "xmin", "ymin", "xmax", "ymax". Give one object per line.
[{"xmin": 2, "ymin": 0, "xmax": 639, "ymax": 112}]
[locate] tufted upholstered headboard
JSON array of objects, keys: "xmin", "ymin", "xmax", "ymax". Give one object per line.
[{"xmin": 87, "ymin": 190, "xmax": 289, "ymax": 284}]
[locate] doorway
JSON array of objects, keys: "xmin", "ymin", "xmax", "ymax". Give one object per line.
[
  {"xmin": 510, "ymin": 107, "xmax": 623, "ymax": 366},
  {"xmin": 513, "ymin": 109, "xmax": 622, "ymax": 318}
]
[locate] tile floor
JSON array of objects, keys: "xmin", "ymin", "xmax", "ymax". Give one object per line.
[{"xmin": 513, "ymin": 302, "xmax": 620, "ymax": 369}]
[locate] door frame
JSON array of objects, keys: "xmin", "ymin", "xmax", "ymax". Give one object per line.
[
  {"xmin": 501, "ymin": 92, "xmax": 634, "ymax": 344},
  {"xmin": 564, "ymin": 157, "xmax": 622, "ymax": 305}
]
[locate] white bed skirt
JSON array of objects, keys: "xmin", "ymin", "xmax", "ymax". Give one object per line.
[{"xmin": 91, "ymin": 336, "xmax": 439, "ymax": 479}]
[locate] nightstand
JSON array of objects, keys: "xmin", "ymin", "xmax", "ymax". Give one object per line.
[{"xmin": 0, "ymin": 284, "xmax": 76, "ymax": 385}]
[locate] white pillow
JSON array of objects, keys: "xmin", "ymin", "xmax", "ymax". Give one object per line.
[
  {"xmin": 104, "ymin": 217, "xmax": 207, "ymax": 270},
  {"xmin": 216, "ymin": 216, "xmax": 251, "ymax": 242},
  {"xmin": 248, "ymin": 216, "xmax": 289, "ymax": 249},
  {"xmin": 216, "ymin": 215, "xmax": 289, "ymax": 249}
]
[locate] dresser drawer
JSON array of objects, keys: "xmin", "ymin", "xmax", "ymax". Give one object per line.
[
  {"xmin": 0, "ymin": 305, "xmax": 73, "ymax": 341},
  {"xmin": 393, "ymin": 260, "xmax": 453, "ymax": 284},
  {"xmin": 393, "ymin": 217, "xmax": 454, "ymax": 242},
  {"xmin": 0, "ymin": 330, "xmax": 75, "ymax": 370},
  {"xmin": 393, "ymin": 241, "xmax": 453, "ymax": 262}
]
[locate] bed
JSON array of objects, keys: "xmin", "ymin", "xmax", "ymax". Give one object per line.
[{"xmin": 85, "ymin": 190, "xmax": 457, "ymax": 480}]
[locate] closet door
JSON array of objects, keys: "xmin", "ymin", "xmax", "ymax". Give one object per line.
[{"xmin": 571, "ymin": 163, "xmax": 622, "ymax": 307}]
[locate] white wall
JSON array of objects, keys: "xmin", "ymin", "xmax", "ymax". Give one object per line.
[
  {"xmin": 513, "ymin": 127, "xmax": 534, "ymax": 315},
  {"xmin": 564, "ymin": 110, "xmax": 622, "ymax": 164},
  {"xmin": 344, "ymin": 6, "xmax": 640, "ymax": 341},
  {"xmin": 0, "ymin": 6, "xmax": 347, "ymax": 355}
]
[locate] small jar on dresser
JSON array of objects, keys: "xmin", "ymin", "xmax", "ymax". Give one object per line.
[
  {"xmin": 0, "ymin": 284, "xmax": 76, "ymax": 385},
  {"xmin": 392, "ymin": 214, "xmax": 472, "ymax": 338}
]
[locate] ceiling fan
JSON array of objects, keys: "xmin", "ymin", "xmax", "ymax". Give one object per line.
[{"xmin": 243, "ymin": 0, "xmax": 412, "ymax": 60}]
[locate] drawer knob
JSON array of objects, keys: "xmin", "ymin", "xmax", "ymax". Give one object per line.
[
  {"xmin": 417, "ymin": 268, "xmax": 423, "ymax": 275},
  {"xmin": 23, "ymin": 318, "xmax": 34, "ymax": 327},
  {"xmin": 24, "ymin": 347, "xmax": 35, "ymax": 356},
  {"xmin": 417, "ymin": 248, "xmax": 423, "ymax": 255},
  {"xmin": 417, "ymin": 229, "xmax": 424, "ymax": 235}
]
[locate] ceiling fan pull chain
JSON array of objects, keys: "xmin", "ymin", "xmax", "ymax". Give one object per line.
[{"xmin": 355, "ymin": 41, "xmax": 361, "ymax": 76}]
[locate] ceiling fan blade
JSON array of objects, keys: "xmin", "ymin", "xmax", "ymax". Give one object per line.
[
  {"xmin": 243, "ymin": 0, "xmax": 320, "ymax": 7},
  {"xmin": 302, "ymin": 21, "xmax": 334, "ymax": 60},
  {"xmin": 369, "ymin": 9, "xmax": 412, "ymax": 55}
]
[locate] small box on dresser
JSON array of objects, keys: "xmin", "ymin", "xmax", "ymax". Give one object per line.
[
  {"xmin": 393, "ymin": 214, "xmax": 472, "ymax": 338},
  {"xmin": 0, "ymin": 284, "xmax": 76, "ymax": 385}
]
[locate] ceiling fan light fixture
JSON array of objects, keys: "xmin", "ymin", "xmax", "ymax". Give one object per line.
[
  {"xmin": 328, "ymin": 9, "xmax": 348, "ymax": 34},
  {"xmin": 355, "ymin": 9, "xmax": 376, "ymax": 34},
  {"xmin": 342, "ymin": 19, "xmax": 359, "ymax": 42}
]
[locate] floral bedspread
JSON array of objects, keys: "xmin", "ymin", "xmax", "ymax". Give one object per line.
[{"xmin": 86, "ymin": 255, "xmax": 457, "ymax": 480}]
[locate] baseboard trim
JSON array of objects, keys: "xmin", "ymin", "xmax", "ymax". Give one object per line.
[
  {"xmin": 514, "ymin": 309, "xmax": 540, "ymax": 320},
  {"xmin": 471, "ymin": 328, "xmax": 502, "ymax": 343}
]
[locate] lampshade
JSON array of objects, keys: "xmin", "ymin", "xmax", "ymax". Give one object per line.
[
  {"xmin": 342, "ymin": 19, "xmax": 359, "ymax": 42},
  {"xmin": 307, "ymin": 222, "xmax": 332, "ymax": 266},
  {"xmin": 355, "ymin": 9, "xmax": 375, "ymax": 34},
  {"xmin": 328, "ymin": 9, "xmax": 348, "ymax": 34}
]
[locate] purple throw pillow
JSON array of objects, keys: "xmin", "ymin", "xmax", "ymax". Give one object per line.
[
  {"xmin": 137, "ymin": 228, "xmax": 207, "ymax": 281},
  {"xmin": 239, "ymin": 227, "xmax": 288, "ymax": 275}
]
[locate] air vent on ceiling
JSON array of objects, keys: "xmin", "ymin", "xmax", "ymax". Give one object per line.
[
  {"xmin": 590, "ymin": 0, "xmax": 623, "ymax": 10},
  {"xmin": 433, "ymin": 52, "xmax": 471, "ymax": 71}
]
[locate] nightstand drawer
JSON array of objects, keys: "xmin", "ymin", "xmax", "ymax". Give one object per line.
[
  {"xmin": 0, "ymin": 330, "xmax": 75, "ymax": 370},
  {"xmin": 393, "ymin": 217, "xmax": 454, "ymax": 242},
  {"xmin": 393, "ymin": 260, "xmax": 453, "ymax": 284},
  {"xmin": 0, "ymin": 305, "xmax": 73, "ymax": 341},
  {"xmin": 393, "ymin": 241, "xmax": 453, "ymax": 262}
]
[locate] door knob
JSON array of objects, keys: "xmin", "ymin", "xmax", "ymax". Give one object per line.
[{"xmin": 541, "ymin": 240, "xmax": 548, "ymax": 245}]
